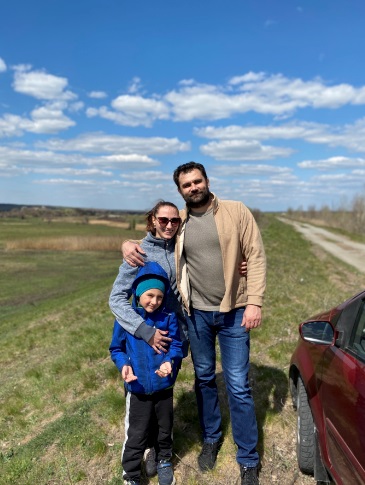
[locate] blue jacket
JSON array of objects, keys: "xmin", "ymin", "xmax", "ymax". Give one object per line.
[
  {"xmin": 109, "ymin": 261, "xmax": 183, "ymax": 394},
  {"xmin": 109, "ymin": 232, "xmax": 187, "ymax": 342}
]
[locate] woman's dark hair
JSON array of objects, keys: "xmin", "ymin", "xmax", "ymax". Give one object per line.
[
  {"xmin": 146, "ymin": 200, "xmax": 179, "ymax": 234},
  {"xmin": 173, "ymin": 161, "xmax": 208, "ymax": 188}
]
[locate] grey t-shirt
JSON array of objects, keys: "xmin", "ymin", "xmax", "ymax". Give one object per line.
[{"xmin": 184, "ymin": 207, "xmax": 226, "ymax": 311}]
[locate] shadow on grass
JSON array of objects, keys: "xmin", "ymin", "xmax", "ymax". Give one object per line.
[
  {"xmin": 173, "ymin": 363, "xmax": 288, "ymax": 466},
  {"xmin": 251, "ymin": 363, "xmax": 288, "ymax": 461}
]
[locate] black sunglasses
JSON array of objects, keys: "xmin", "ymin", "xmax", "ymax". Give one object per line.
[{"xmin": 156, "ymin": 217, "xmax": 181, "ymax": 226}]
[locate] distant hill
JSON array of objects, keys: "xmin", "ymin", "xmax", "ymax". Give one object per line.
[
  {"xmin": 0, "ymin": 203, "xmax": 145, "ymax": 216},
  {"xmin": 0, "ymin": 203, "xmax": 47, "ymax": 212}
]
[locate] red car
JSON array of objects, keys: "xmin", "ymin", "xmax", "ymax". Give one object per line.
[{"xmin": 289, "ymin": 290, "xmax": 365, "ymax": 484}]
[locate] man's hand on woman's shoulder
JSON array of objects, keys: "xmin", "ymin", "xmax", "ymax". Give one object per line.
[{"xmin": 122, "ymin": 241, "xmax": 146, "ymax": 267}]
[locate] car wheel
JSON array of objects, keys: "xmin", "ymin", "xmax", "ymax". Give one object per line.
[{"xmin": 296, "ymin": 376, "xmax": 315, "ymax": 474}]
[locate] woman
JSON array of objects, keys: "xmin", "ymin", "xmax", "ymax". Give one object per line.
[
  {"xmin": 109, "ymin": 200, "xmax": 187, "ymax": 481},
  {"xmin": 109, "ymin": 200, "xmax": 188, "ymax": 357}
]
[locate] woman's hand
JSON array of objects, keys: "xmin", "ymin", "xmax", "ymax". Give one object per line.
[
  {"xmin": 238, "ymin": 259, "xmax": 247, "ymax": 276},
  {"xmin": 155, "ymin": 361, "xmax": 172, "ymax": 378},
  {"xmin": 122, "ymin": 241, "xmax": 146, "ymax": 267}
]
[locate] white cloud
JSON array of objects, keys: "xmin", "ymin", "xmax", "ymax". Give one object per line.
[
  {"xmin": 0, "ymin": 103, "xmax": 75, "ymax": 137},
  {"xmin": 28, "ymin": 103, "xmax": 75, "ymax": 133},
  {"xmin": 0, "ymin": 145, "xmax": 161, "ymax": 171},
  {"xmin": 68, "ymin": 101, "xmax": 84, "ymax": 112},
  {"xmin": 195, "ymin": 119, "xmax": 365, "ymax": 153},
  {"xmin": 200, "ymin": 139, "xmax": 293, "ymax": 161},
  {"xmin": 87, "ymin": 89, "xmax": 171, "ymax": 128},
  {"xmin": 12, "ymin": 65, "xmax": 76, "ymax": 101},
  {"xmin": 315, "ymin": 172, "xmax": 365, "ymax": 189},
  {"xmin": 87, "ymin": 104, "xmax": 169, "ymax": 127},
  {"xmin": 298, "ymin": 156, "xmax": 365, "ymax": 170},
  {"xmin": 128, "ymin": 77, "xmax": 142, "ymax": 94},
  {"xmin": 99, "ymin": 154, "xmax": 159, "ymax": 167},
  {"xmin": 35, "ymin": 178, "xmax": 99, "ymax": 186},
  {"xmin": 166, "ymin": 83, "xmax": 242, "ymax": 121},
  {"xmin": 37, "ymin": 133, "xmax": 191, "ymax": 155},
  {"xmin": 0, "ymin": 114, "xmax": 25, "ymax": 138},
  {"xmin": 166, "ymin": 74, "xmax": 365, "ymax": 122},
  {"xmin": 211, "ymin": 163, "xmax": 293, "ymax": 177},
  {"xmin": 0, "ymin": 146, "xmax": 89, "ymax": 168},
  {"xmin": 32, "ymin": 167, "xmax": 113, "ymax": 176},
  {"xmin": 111, "ymin": 94, "xmax": 170, "ymax": 126},
  {"xmin": 81, "ymin": 73, "xmax": 365, "ymax": 128},
  {"xmin": 88, "ymin": 91, "xmax": 108, "ymax": 99},
  {"xmin": 120, "ymin": 170, "xmax": 171, "ymax": 180},
  {"xmin": 235, "ymin": 73, "xmax": 365, "ymax": 109},
  {"xmin": 86, "ymin": 105, "xmax": 149, "ymax": 127},
  {"xmin": 0, "ymin": 57, "xmax": 7, "ymax": 72},
  {"xmin": 195, "ymin": 122, "xmax": 323, "ymax": 141},
  {"xmin": 229, "ymin": 72, "xmax": 266, "ymax": 85}
]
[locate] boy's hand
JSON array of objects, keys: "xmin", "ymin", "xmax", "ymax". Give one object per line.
[
  {"xmin": 155, "ymin": 361, "xmax": 172, "ymax": 378},
  {"xmin": 122, "ymin": 241, "xmax": 146, "ymax": 267},
  {"xmin": 148, "ymin": 329, "xmax": 172, "ymax": 354},
  {"xmin": 122, "ymin": 365, "xmax": 138, "ymax": 382}
]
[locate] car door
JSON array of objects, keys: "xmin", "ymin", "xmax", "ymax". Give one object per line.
[{"xmin": 319, "ymin": 299, "xmax": 365, "ymax": 484}]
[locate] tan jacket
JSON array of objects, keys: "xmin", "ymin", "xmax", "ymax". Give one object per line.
[{"xmin": 175, "ymin": 194, "xmax": 266, "ymax": 315}]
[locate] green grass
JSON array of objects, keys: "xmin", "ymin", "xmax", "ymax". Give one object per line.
[{"xmin": 0, "ymin": 214, "xmax": 363, "ymax": 484}]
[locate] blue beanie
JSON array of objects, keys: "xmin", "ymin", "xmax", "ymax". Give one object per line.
[{"xmin": 136, "ymin": 277, "xmax": 166, "ymax": 297}]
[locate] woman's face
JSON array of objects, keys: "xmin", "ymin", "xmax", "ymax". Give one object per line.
[{"xmin": 152, "ymin": 205, "xmax": 181, "ymax": 239}]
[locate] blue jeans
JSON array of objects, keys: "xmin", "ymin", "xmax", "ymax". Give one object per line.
[{"xmin": 185, "ymin": 307, "xmax": 259, "ymax": 467}]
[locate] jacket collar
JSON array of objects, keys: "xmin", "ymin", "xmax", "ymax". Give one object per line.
[{"xmin": 145, "ymin": 231, "xmax": 175, "ymax": 249}]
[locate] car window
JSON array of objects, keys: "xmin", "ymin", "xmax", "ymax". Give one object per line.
[{"xmin": 348, "ymin": 300, "xmax": 365, "ymax": 361}]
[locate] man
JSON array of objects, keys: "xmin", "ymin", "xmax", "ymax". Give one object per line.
[{"xmin": 123, "ymin": 162, "xmax": 266, "ymax": 485}]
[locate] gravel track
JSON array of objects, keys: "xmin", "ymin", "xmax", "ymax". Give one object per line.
[{"xmin": 279, "ymin": 218, "xmax": 365, "ymax": 274}]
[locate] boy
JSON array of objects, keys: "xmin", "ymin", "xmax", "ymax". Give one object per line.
[{"xmin": 109, "ymin": 261, "xmax": 183, "ymax": 485}]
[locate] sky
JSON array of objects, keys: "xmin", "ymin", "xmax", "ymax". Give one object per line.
[{"xmin": 1, "ymin": 0, "xmax": 365, "ymax": 212}]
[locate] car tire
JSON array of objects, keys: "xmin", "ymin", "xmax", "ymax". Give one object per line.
[{"xmin": 296, "ymin": 376, "xmax": 315, "ymax": 474}]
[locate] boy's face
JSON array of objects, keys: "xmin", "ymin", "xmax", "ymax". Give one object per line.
[{"xmin": 139, "ymin": 288, "xmax": 164, "ymax": 313}]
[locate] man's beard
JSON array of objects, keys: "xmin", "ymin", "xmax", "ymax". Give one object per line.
[{"xmin": 183, "ymin": 187, "xmax": 211, "ymax": 209}]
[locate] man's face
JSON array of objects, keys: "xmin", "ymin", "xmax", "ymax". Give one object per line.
[{"xmin": 177, "ymin": 168, "xmax": 210, "ymax": 208}]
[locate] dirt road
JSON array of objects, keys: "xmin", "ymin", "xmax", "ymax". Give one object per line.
[{"xmin": 279, "ymin": 218, "xmax": 365, "ymax": 274}]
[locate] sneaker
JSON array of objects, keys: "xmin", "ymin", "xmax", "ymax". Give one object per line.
[
  {"xmin": 240, "ymin": 465, "xmax": 259, "ymax": 485},
  {"xmin": 157, "ymin": 460, "xmax": 176, "ymax": 485},
  {"xmin": 197, "ymin": 441, "xmax": 222, "ymax": 472},
  {"xmin": 143, "ymin": 447, "xmax": 157, "ymax": 477},
  {"xmin": 123, "ymin": 479, "xmax": 140, "ymax": 485}
]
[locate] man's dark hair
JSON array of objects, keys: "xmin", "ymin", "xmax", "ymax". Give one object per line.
[{"xmin": 173, "ymin": 162, "xmax": 208, "ymax": 188}]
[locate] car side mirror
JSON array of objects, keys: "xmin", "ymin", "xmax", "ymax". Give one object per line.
[{"xmin": 300, "ymin": 321, "xmax": 335, "ymax": 345}]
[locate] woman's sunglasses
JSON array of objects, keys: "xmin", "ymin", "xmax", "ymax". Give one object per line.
[{"xmin": 156, "ymin": 217, "xmax": 181, "ymax": 226}]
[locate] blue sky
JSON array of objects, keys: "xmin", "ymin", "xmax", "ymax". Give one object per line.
[{"xmin": 1, "ymin": 0, "xmax": 365, "ymax": 212}]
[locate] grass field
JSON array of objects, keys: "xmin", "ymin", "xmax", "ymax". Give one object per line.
[{"xmin": 0, "ymin": 215, "xmax": 363, "ymax": 485}]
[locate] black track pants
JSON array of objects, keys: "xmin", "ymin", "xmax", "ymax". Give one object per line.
[{"xmin": 122, "ymin": 387, "xmax": 173, "ymax": 481}]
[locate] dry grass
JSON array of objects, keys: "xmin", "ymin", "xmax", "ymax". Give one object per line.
[
  {"xmin": 5, "ymin": 236, "xmax": 124, "ymax": 252},
  {"xmin": 88, "ymin": 220, "xmax": 131, "ymax": 229}
]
